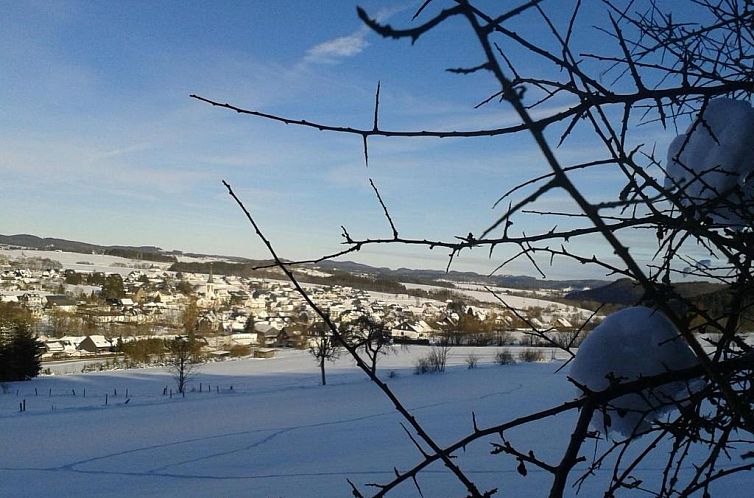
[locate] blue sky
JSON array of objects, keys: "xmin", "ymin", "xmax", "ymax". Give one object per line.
[{"xmin": 1, "ymin": 1, "xmax": 688, "ymax": 280}]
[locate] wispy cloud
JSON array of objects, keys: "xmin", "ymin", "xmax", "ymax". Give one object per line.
[
  {"xmin": 303, "ymin": 3, "xmax": 412, "ymax": 65},
  {"xmin": 304, "ymin": 27, "xmax": 370, "ymax": 64}
]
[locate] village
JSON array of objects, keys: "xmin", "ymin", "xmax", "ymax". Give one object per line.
[{"xmin": 0, "ymin": 251, "xmax": 595, "ymax": 369}]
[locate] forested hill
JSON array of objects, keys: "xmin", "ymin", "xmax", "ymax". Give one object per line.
[
  {"xmin": 0, "ymin": 234, "xmax": 176, "ymax": 263},
  {"xmin": 565, "ymin": 278, "xmax": 725, "ymax": 306},
  {"xmin": 169, "ymin": 261, "xmax": 416, "ymax": 295},
  {"xmin": 2, "ymin": 233, "xmax": 610, "ymax": 291},
  {"xmin": 564, "ymin": 278, "xmax": 752, "ymax": 326},
  {"xmin": 314, "ymin": 260, "xmax": 607, "ymax": 290},
  {"xmin": 168, "ymin": 261, "xmax": 281, "ymax": 280}
]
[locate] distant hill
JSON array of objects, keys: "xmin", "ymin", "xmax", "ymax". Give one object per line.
[
  {"xmin": 565, "ymin": 278, "xmax": 754, "ymax": 327},
  {"xmin": 0, "ymin": 234, "xmax": 175, "ymax": 263},
  {"xmin": 565, "ymin": 278, "xmax": 725, "ymax": 305},
  {"xmin": 315, "ymin": 260, "xmax": 607, "ymax": 290},
  {"xmin": 168, "ymin": 260, "xmax": 282, "ymax": 279},
  {"xmin": 1, "ymin": 233, "xmax": 609, "ymax": 291}
]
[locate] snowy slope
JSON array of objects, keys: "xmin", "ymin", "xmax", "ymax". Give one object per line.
[
  {"xmin": 0, "ymin": 348, "xmax": 749, "ymax": 497},
  {"xmin": 1, "ymin": 248, "xmax": 172, "ymax": 275},
  {"xmin": 402, "ymin": 283, "xmax": 593, "ymax": 318}
]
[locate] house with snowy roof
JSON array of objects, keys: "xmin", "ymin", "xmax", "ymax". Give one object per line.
[
  {"xmin": 41, "ymin": 339, "xmax": 66, "ymax": 358},
  {"xmin": 44, "ymin": 295, "xmax": 77, "ymax": 312},
  {"xmin": 78, "ymin": 335, "xmax": 114, "ymax": 354},
  {"xmin": 254, "ymin": 323, "xmax": 282, "ymax": 346},
  {"xmin": 553, "ymin": 317, "xmax": 573, "ymax": 330},
  {"xmin": 229, "ymin": 332, "xmax": 257, "ymax": 346},
  {"xmin": 59, "ymin": 336, "xmax": 86, "ymax": 354},
  {"xmin": 390, "ymin": 320, "xmax": 433, "ymax": 344}
]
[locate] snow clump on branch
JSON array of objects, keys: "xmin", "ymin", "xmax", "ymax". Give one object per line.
[
  {"xmin": 570, "ymin": 306, "xmax": 698, "ymax": 437},
  {"xmin": 665, "ymin": 98, "xmax": 754, "ymax": 228}
]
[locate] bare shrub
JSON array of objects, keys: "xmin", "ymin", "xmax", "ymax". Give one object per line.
[
  {"xmin": 415, "ymin": 345, "xmax": 451, "ymax": 374},
  {"xmin": 519, "ymin": 348, "xmax": 545, "ymax": 363},
  {"xmin": 414, "ymin": 357, "xmax": 431, "ymax": 375},
  {"xmin": 465, "ymin": 353, "xmax": 479, "ymax": 369},
  {"xmin": 494, "ymin": 349, "xmax": 515, "ymax": 365},
  {"xmin": 554, "ymin": 330, "xmax": 587, "ymax": 349}
]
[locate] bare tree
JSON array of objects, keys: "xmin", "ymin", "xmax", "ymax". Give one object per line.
[
  {"xmin": 308, "ymin": 321, "xmax": 342, "ymax": 386},
  {"xmin": 168, "ymin": 336, "xmax": 200, "ymax": 394},
  {"xmin": 346, "ymin": 316, "xmax": 394, "ymax": 375},
  {"xmin": 194, "ymin": 1, "xmax": 754, "ymax": 496}
]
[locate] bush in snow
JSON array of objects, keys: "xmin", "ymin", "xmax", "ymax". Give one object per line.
[
  {"xmin": 414, "ymin": 345, "xmax": 450, "ymax": 374},
  {"xmin": 570, "ymin": 307, "xmax": 698, "ymax": 437},
  {"xmin": 465, "ymin": 352, "xmax": 479, "ymax": 369},
  {"xmin": 665, "ymin": 98, "xmax": 754, "ymax": 227},
  {"xmin": 494, "ymin": 349, "xmax": 515, "ymax": 365},
  {"xmin": 518, "ymin": 348, "xmax": 545, "ymax": 363}
]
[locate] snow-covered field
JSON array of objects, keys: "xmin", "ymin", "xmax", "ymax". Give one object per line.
[
  {"xmin": 1, "ymin": 249, "xmax": 172, "ymax": 275},
  {"xmin": 1, "ymin": 348, "xmax": 749, "ymax": 497},
  {"xmin": 367, "ymin": 289, "xmax": 445, "ymax": 308},
  {"xmin": 402, "ymin": 282, "xmax": 592, "ymax": 314}
]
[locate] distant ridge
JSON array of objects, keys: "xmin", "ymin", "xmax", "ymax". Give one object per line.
[
  {"xmin": 0, "ymin": 234, "xmax": 175, "ymax": 263},
  {"xmin": 1, "ymin": 233, "xmax": 609, "ymax": 290},
  {"xmin": 313, "ymin": 260, "xmax": 608, "ymax": 291},
  {"xmin": 0, "ymin": 234, "xmax": 161, "ymax": 253},
  {"xmin": 565, "ymin": 278, "xmax": 725, "ymax": 305}
]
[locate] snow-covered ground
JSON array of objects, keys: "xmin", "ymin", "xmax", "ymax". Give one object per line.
[
  {"xmin": 367, "ymin": 289, "xmax": 445, "ymax": 308},
  {"xmin": 402, "ymin": 282, "xmax": 592, "ymax": 314},
  {"xmin": 1, "ymin": 249, "xmax": 172, "ymax": 275},
  {"xmin": 0, "ymin": 348, "xmax": 749, "ymax": 497}
]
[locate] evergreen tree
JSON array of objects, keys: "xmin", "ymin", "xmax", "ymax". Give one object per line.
[
  {"xmin": 6, "ymin": 324, "xmax": 43, "ymax": 380},
  {"xmin": 0, "ymin": 306, "xmax": 44, "ymax": 381},
  {"xmin": 101, "ymin": 274, "xmax": 125, "ymax": 301},
  {"xmin": 243, "ymin": 314, "xmax": 255, "ymax": 334}
]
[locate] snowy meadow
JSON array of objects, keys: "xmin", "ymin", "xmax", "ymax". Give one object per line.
[{"xmin": 1, "ymin": 347, "xmax": 751, "ymax": 497}]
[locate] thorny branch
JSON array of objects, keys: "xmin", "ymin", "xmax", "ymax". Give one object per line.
[
  {"xmin": 222, "ymin": 181, "xmax": 491, "ymax": 498},
  {"xmin": 199, "ymin": 0, "xmax": 754, "ymax": 496}
]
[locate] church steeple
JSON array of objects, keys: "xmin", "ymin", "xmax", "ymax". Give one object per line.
[{"xmin": 208, "ymin": 263, "xmax": 214, "ymax": 284}]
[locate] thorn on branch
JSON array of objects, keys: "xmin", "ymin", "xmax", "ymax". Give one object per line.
[
  {"xmin": 455, "ymin": 232, "xmax": 477, "ymax": 246},
  {"xmin": 412, "ymin": 0, "xmax": 432, "ymax": 21},
  {"xmin": 446, "ymin": 249, "xmax": 458, "ymax": 273},
  {"xmin": 369, "ymin": 178, "xmax": 399, "ymax": 238},
  {"xmin": 341, "ymin": 226, "xmax": 353, "ymax": 244},
  {"xmin": 373, "ymin": 81, "xmax": 381, "ymax": 132},
  {"xmin": 347, "ymin": 479, "xmax": 365, "ymax": 497},
  {"xmin": 362, "ymin": 134, "xmax": 369, "ymax": 168},
  {"xmin": 401, "ymin": 422, "xmax": 431, "ymax": 458}
]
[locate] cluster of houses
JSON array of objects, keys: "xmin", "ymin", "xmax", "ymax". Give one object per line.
[
  {"xmin": 43, "ymin": 334, "xmax": 114, "ymax": 357},
  {"xmin": 2, "ymin": 260, "xmax": 589, "ymax": 363}
]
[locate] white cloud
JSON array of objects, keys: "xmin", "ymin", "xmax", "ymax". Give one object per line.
[
  {"xmin": 305, "ymin": 28, "xmax": 370, "ymax": 64},
  {"xmin": 301, "ymin": 3, "xmax": 413, "ymax": 65}
]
